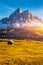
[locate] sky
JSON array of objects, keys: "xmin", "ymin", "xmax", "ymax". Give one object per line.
[{"xmin": 0, "ymin": 0, "xmax": 43, "ymax": 19}]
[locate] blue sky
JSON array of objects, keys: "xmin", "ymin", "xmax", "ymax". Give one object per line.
[{"xmin": 0, "ymin": 0, "xmax": 43, "ymax": 19}]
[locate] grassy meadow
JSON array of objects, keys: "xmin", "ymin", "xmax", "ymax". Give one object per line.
[{"xmin": 0, "ymin": 40, "xmax": 43, "ymax": 65}]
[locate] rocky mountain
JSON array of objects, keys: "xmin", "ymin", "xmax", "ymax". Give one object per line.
[
  {"xmin": 0, "ymin": 8, "xmax": 43, "ymax": 40},
  {"xmin": 0, "ymin": 8, "xmax": 43, "ymax": 29}
]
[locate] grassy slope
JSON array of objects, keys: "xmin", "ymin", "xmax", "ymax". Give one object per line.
[{"xmin": 0, "ymin": 40, "xmax": 43, "ymax": 65}]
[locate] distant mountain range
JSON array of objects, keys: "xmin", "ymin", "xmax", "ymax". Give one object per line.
[{"xmin": 0, "ymin": 8, "xmax": 43, "ymax": 40}]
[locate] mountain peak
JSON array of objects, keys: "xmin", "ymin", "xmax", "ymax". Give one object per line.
[
  {"xmin": 23, "ymin": 10, "xmax": 34, "ymax": 20},
  {"xmin": 16, "ymin": 8, "xmax": 23, "ymax": 13},
  {"xmin": 24, "ymin": 10, "xmax": 30, "ymax": 13},
  {"xmin": 9, "ymin": 8, "xmax": 23, "ymax": 18}
]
